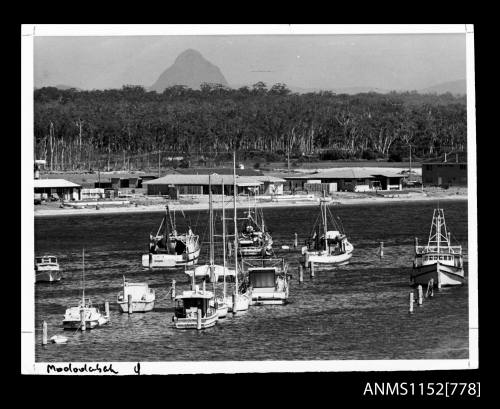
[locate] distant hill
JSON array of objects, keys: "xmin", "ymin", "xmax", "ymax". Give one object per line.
[
  {"xmin": 150, "ymin": 49, "xmax": 228, "ymax": 92},
  {"xmin": 54, "ymin": 84, "xmax": 80, "ymax": 90},
  {"xmin": 419, "ymin": 79, "xmax": 466, "ymax": 95}
]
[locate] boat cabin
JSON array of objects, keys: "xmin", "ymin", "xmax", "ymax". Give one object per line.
[
  {"xmin": 119, "ymin": 282, "xmax": 154, "ymax": 302},
  {"xmin": 249, "ymin": 267, "xmax": 277, "ymax": 291},
  {"xmin": 174, "ymin": 291, "xmax": 214, "ymax": 319},
  {"xmin": 35, "ymin": 256, "xmax": 58, "ymax": 266}
]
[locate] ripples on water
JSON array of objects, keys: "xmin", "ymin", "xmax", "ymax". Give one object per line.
[{"xmin": 34, "ymin": 200, "xmax": 469, "ymax": 362}]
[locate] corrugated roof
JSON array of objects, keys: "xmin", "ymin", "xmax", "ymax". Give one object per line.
[
  {"xmin": 34, "ymin": 179, "xmax": 81, "ymax": 188},
  {"xmin": 423, "ymin": 151, "xmax": 467, "ymax": 164},
  {"xmin": 282, "ymin": 167, "xmax": 405, "ymax": 180},
  {"xmin": 174, "ymin": 167, "xmax": 263, "ymax": 177},
  {"xmin": 142, "ymin": 174, "xmax": 262, "ymax": 186}
]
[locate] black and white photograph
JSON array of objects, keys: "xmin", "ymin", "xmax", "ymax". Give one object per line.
[{"xmin": 21, "ymin": 24, "xmax": 477, "ymax": 376}]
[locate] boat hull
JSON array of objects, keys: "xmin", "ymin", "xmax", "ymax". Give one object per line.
[
  {"xmin": 239, "ymin": 247, "xmax": 273, "ymax": 257},
  {"xmin": 62, "ymin": 318, "xmax": 108, "ymax": 330},
  {"xmin": 173, "ymin": 313, "xmax": 218, "ymax": 329},
  {"xmin": 36, "ymin": 270, "xmax": 62, "ymax": 283},
  {"xmin": 410, "ymin": 262, "xmax": 465, "ymax": 287},
  {"xmin": 303, "ymin": 251, "xmax": 352, "ymax": 266},
  {"xmin": 118, "ymin": 300, "xmax": 155, "ymax": 313},
  {"xmin": 250, "ymin": 291, "xmax": 288, "ymax": 305},
  {"xmin": 142, "ymin": 248, "xmax": 200, "ymax": 269},
  {"xmin": 224, "ymin": 294, "xmax": 250, "ymax": 312}
]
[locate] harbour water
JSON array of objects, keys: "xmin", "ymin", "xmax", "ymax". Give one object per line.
[{"xmin": 34, "ymin": 200, "xmax": 469, "ymax": 361}]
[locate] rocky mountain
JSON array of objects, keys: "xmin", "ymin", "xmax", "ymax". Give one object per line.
[{"xmin": 150, "ymin": 49, "xmax": 228, "ymax": 92}]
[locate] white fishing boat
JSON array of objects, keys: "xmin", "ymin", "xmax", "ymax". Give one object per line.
[
  {"xmin": 62, "ymin": 250, "xmax": 109, "ymax": 330},
  {"xmin": 225, "ymin": 153, "xmax": 251, "ymax": 312},
  {"xmin": 238, "ymin": 196, "xmax": 273, "ymax": 257},
  {"xmin": 35, "ymin": 255, "xmax": 62, "ymax": 283},
  {"xmin": 301, "ymin": 196, "xmax": 354, "ymax": 267},
  {"xmin": 243, "ymin": 258, "xmax": 290, "ymax": 305},
  {"xmin": 142, "ymin": 205, "xmax": 201, "ymax": 268},
  {"xmin": 117, "ymin": 276, "xmax": 155, "ymax": 313},
  {"xmin": 411, "ymin": 208, "xmax": 465, "ymax": 288},
  {"xmin": 172, "ymin": 282, "xmax": 218, "ymax": 329}
]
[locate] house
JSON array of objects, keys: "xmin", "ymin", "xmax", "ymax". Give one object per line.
[
  {"xmin": 34, "ymin": 179, "xmax": 82, "ymax": 201},
  {"xmin": 422, "ymin": 152, "xmax": 467, "ymax": 187}
]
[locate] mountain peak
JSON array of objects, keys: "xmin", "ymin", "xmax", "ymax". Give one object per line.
[{"xmin": 150, "ymin": 49, "xmax": 228, "ymax": 92}]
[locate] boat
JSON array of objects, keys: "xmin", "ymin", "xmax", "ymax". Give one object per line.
[
  {"xmin": 243, "ymin": 258, "xmax": 290, "ymax": 305},
  {"xmin": 142, "ymin": 205, "xmax": 201, "ymax": 268},
  {"xmin": 224, "ymin": 152, "xmax": 251, "ymax": 312},
  {"xmin": 117, "ymin": 276, "xmax": 155, "ymax": 313},
  {"xmin": 301, "ymin": 195, "xmax": 354, "ymax": 267},
  {"xmin": 411, "ymin": 208, "xmax": 465, "ymax": 288},
  {"xmin": 172, "ymin": 280, "xmax": 218, "ymax": 330},
  {"xmin": 50, "ymin": 335, "xmax": 68, "ymax": 344},
  {"xmin": 35, "ymin": 255, "xmax": 62, "ymax": 283},
  {"xmin": 62, "ymin": 249, "xmax": 109, "ymax": 330},
  {"xmin": 238, "ymin": 196, "xmax": 273, "ymax": 257}
]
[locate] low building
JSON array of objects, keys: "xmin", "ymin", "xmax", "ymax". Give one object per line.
[
  {"xmin": 34, "ymin": 179, "xmax": 82, "ymax": 201},
  {"xmin": 422, "ymin": 152, "xmax": 467, "ymax": 187},
  {"xmin": 142, "ymin": 174, "xmax": 262, "ymax": 197}
]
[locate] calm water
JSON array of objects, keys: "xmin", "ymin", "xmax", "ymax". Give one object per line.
[{"xmin": 34, "ymin": 200, "xmax": 469, "ymax": 361}]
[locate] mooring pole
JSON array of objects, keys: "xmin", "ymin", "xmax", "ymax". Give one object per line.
[
  {"xmin": 417, "ymin": 285, "xmax": 423, "ymax": 306},
  {"xmin": 80, "ymin": 309, "xmax": 86, "ymax": 331},
  {"xmin": 310, "ymin": 262, "xmax": 315, "ymax": 278},
  {"xmin": 294, "ymin": 233, "xmax": 298, "ymax": 249},
  {"xmin": 42, "ymin": 321, "xmax": 48, "ymax": 345},
  {"xmin": 128, "ymin": 294, "xmax": 133, "ymax": 314},
  {"xmin": 197, "ymin": 308, "xmax": 202, "ymax": 330},
  {"xmin": 171, "ymin": 279, "xmax": 176, "ymax": 300},
  {"xmin": 105, "ymin": 301, "xmax": 110, "ymax": 319},
  {"xmin": 409, "ymin": 292, "xmax": 414, "ymax": 313},
  {"xmin": 299, "ymin": 264, "xmax": 304, "ymax": 283},
  {"xmin": 380, "ymin": 242, "xmax": 384, "ymax": 258}
]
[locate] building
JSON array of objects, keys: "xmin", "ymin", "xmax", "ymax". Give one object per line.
[
  {"xmin": 283, "ymin": 168, "xmax": 404, "ymax": 192},
  {"xmin": 142, "ymin": 174, "xmax": 263, "ymax": 197},
  {"xmin": 422, "ymin": 152, "xmax": 467, "ymax": 187},
  {"xmin": 34, "ymin": 179, "xmax": 82, "ymax": 201}
]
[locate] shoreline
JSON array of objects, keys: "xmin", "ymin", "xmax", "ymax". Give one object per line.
[{"xmin": 33, "ymin": 193, "xmax": 468, "ymax": 217}]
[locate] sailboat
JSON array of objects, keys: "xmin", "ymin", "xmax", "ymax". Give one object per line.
[
  {"xmin": 411, "ymin": 208, "xmax": 465, "ymax": 288},
  {"xmin": 185, "ymin": 175, "xmax": 236, "ymax": 283},
  {"xmin": 238, "ymin": 194, "xmax": 273, "ymax": 257},
  {"xmin": 301, "ymin": 194, "xmax": 354, "ymax": 267},
  {"xmin": 224, "ymin": 152, "xmax": 251, "ymax": 313},
  {"xmin": 62, "ymin": 249, "xmax": 109, "ymax": 330},
  {"xmin": 142, "ymin": 205, "xmax": 201, "ymax": 268}
]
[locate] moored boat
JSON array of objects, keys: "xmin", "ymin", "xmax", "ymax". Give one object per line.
[
  {"xmin": 35, "ymin": 255, "xmax": 62, "ymax": 283},
  {"xmin": 411, "ymin": 208, "xmax": 465, "ymax": 288},
  {"xmin": 172, "ymin": 284, "xmax": 218, "ymax": 330},
  {"xmin": 301, "ymin": 195, "xmax": 353, "ymax": 267},
  {"xmin": 142, "ymin": 205, "xmax": 200, "ymax": 268},
  {"xmin": 238, "ymin": 197, "xmax": 273, "ymax": 257},
  {"xmin": 243, "ymin": 258, "xmax": 290, "ymax": 306},
  {"xmin": 117, "ymin": 276, "xmax": 155, "ymax": 313}
]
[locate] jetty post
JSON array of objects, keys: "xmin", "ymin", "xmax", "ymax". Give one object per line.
[
  {"xmin": 379, "ymin": 242, "xmax": 384, "ymax": 258},
  {"xmin": 294, "ymin": 233, "xmax": 298, "ymax": 249},
  {"xmin": 128, "ymin": 294, "xmax": 133, "ymax": 314},
  {"xmin": 171, "ymin": 279, "xmax": 176, "ymax": 300},
  {"xmin": 427, "ymin": 279, "xmax": 434, "ymax": 297},
  {"xmin": 299, "ymin": 264, "xmax": 304, "ymax": 284},
  {"xmin": 80, "ymin": 309, "xmax": 86, "ymax": 331},
  {"xmin": 417, "ymin": 285, "xmax": 423, "ymax": 306},
  {"xmin": 42, "ymin": 321, "xmax": 48, "ymax": 345},
  {"xmin": 409, "ymin": 292, "xmax": 414, "ymax": 313},
  {"xmin": 197, "ymin": 308, "xmax": 202, "ymax": 330},
  {"xmin": 310, "ymin": 262, "xmax": 315, "ymax": 278},
  {"xmin": 105, "ymin": 301, "xmax": 110, "ymax": 319},
  {"xmin": 232, "ymin": 292, "xmax": 237, "ymax": 316}
]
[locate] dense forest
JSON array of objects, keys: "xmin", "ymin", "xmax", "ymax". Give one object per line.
[{"xmin": 33, "ymin": 83, "xmax": 467, "ymax": 171}]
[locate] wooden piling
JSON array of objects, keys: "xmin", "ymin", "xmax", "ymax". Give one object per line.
[
  {"xmin": 310, "ymin": 263, "xmax": 315, "ymax": 278},
  {"xmin": 379, "ymin": 242, "xmax": 384, "ymax": 258},
  {"xmin": 80, "ymin": 309, "xmax": 86, "ymax": 331},
  {"xmin": 294, "ymin": 233, "xmax": 298, "ymax": 249},
  {"xmin": 171, "ymin": 279, "xmax": 176, "ymax": 300},
  {"xmin": 197, "ymin": 308, "xmax": 202, "ymax": 330},
  {"xmin": 232, "ymin": 292, "xmax": 237, "ymax": 316},
  {"xmin": 128, "ymin": 294, "xmax": 133, "ymax": 314},
  {"xmin": 105, "ymin": 301, "xmax": 110, "ymax": 318},
  {"xmin": 42, "ymin": 321, "xmax": 48, "ymax": 345},
  {"xmin": 299, "ymin": 264, "xmax": 304, "ymax": 284},
  {"xmin": 417, "ymin": 285, "xmax": 423, "ymax": 306},
  {"xmin": 429, "ymin": 279, "xmax": 434, "ymax": 297},
  {"xmin": 409, "ymin": 292, "xmax": 414, "ymax": 313}
]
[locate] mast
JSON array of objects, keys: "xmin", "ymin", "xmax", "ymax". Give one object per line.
[
  {"xmin": 233, "ymin": 152, "xmax": 239, "ymax": 294},
  {"xmin": 436, "ymin": 208, "xmax": 441, "ymax": 253},
  {"xmin": 209, "ymin": 174, "xmax": 214, "ymax": 267},
  {"xmin": 82, "ymin": 248, "xmax": 85, "ymax": 306},
  {"xmin": 165, "ymin": 205, "xmax": 170, "ymax": 254},
  {"xmin": 322, "ymin": 191, "xmax": 328, "ymax": 251},
  {"xmin": 222, "ymin": 178, "xmax": 227, "ymax": 299}
]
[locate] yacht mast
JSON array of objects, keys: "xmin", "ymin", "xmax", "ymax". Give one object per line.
[
  {"xmin": 222, "ymin": 178, "xmax": 227, "ymax": 299},
  {"xmin": 82, "ymin": 248, "xmax": 85, "ymax": 305},
  {"xmin": 323, "ymin": 192, "xmax": 328, "ymax": 251},
  {"xmin": 209, "ymin": 174, "xmax": 214, "ymax": 267},
  {"xmin": 233, "ymin": 152, "xmax": 239, "ymax": 294}
]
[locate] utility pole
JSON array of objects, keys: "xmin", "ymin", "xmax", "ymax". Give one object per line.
[
  {"xmin": 287, "ymin": 138, "xmax": 291, "ymax": 174},
  {"xmin": 158, "ymin": 150, "xmax": 161, "ymax": 178}
]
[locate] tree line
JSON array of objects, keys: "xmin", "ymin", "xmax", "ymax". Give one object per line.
[{"xmin": 33, "ymin": 82, "xmax": 467, "ymax": 171}]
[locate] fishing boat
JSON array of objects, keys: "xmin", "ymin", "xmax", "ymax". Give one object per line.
[
  {"xmin": 35, "ymin": 255, "xmax": 62, "ymax": 283},
  {"xmin": 62, "ymin": 250, "xmax": 109, "ymax": 330},
  {"xmin": 224, "ymin": 152, "xmax": 251, "ymax": 312},
  {"xmin": 142, "ymin": 205, "xmax": 201, "ymax": 268},
  {"xmin": 243, "ymin": 258, "xmax": 290, "ymax": 305},
  {"xmin": 301, "ymin": 195, "xmax": 354, "ymax": 267},
  {"xmin": 117, "ymin": 276, "xmax": 155, "ymax": 313},
  {"xmin": 172, "ymin": 281, "xmax": 218, "ymax": 329},
  {"xmin": 411, "ymin": 208, "xmax": 465, "ymax": 288},
  {"xmin": 238, "ymin": 196, "xmax": 273, "ymax": 257}
]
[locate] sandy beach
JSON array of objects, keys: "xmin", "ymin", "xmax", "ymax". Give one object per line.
[{"xmin": 33, "ymin": 189, "xmax": 468, "ymax": 217}]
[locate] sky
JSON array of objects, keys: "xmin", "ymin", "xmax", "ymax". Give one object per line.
[{"xmin": 33, "ymin": 33, "xmax": 466, "ymax": 92}]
